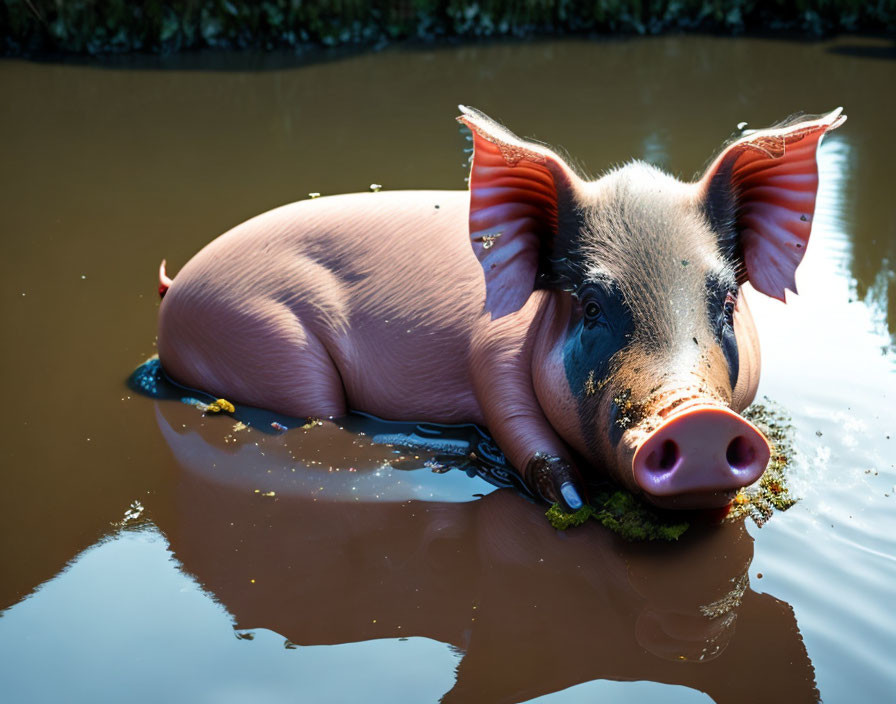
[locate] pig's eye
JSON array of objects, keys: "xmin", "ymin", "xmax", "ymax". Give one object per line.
[
  {"xmin": 723, "ymin": 292, "xmax": 737, "ymax": 324},
  {"xmin": 584, "ymin": 300, "xmax": 603, "ymax": 322}
]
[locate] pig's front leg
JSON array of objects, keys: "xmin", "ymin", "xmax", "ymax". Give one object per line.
[{"xmin": 470, "ymin": 304, "xmax": 586, "ymax": 512}]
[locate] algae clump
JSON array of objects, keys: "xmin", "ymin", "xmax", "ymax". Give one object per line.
[
  {"xmin": 727, "ymin": 400, "xmax": 798, "ymax": 525},
  {"xmin": 546, "ymin": 490, "xmax": 688, "ymax": 541}
]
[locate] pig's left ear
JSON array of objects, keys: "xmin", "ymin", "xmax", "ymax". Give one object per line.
[
  {"xmin": 699, "ymin": 108, "xmax": 846, "ymax": 301},
  {"xmin": 457, "ymin": 106, "xmax": 583, "ymax": 318}
]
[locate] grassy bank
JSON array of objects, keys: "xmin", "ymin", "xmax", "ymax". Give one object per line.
[{"xmin": 3, "ymin": 1, "xmax": 895, "ymax": 56}]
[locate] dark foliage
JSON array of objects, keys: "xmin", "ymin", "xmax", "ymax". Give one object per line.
[{"xmin": 2, "ymin": 1, "xmax": 895, "ymax": 57}]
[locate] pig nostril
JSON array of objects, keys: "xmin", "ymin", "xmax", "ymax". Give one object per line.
[
  {"xmin": 726, "ymin": 436, "xmax": 757, "ymax": 471},
  {"xmin": 645, "ymin": 439, "xmax": 680, "ymax": 473}
]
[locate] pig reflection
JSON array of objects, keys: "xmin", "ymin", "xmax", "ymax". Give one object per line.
[
  {"xmin": 158, "ymin": 107, "xmax": 844, "ymax": 510},
  {"xmin": 154, "ymin": 402, "xmax": 818, "ymax": 704}
]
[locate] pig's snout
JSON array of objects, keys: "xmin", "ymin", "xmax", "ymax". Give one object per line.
[{"xmin": 632, "ymin": 406, "xmax": 770, "ymax": 507}]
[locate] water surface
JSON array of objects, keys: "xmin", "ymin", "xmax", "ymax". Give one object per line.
[{"xmin": 1, "ymin": 35, "xmax": 894, "ymax": 703}]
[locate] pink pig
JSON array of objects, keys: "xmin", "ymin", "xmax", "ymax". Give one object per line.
[{"xmin": 158, "ymin": 106, "xmax": 845, "ymax": 511}]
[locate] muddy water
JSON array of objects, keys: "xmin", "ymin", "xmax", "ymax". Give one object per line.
[{"xmin": 1, "ymin": 35, "xmax": 894, "ymax": 702}]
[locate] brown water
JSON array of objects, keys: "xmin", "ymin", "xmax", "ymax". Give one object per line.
[{"xmin": 1, "ymin": 35, "xmax": 894, "ymax": 703}]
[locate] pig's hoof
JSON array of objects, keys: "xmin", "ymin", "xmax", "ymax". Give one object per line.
[{"xmin": 527, "ymin": 454, "xmax": 584, "ymax": 512}]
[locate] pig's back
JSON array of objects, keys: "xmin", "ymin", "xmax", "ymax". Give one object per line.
[{"xmin": 158, "ymin": 190, "xmax": 487, "ymax": 423}]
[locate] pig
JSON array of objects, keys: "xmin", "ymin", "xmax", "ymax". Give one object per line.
[{"xmin": 157, "ymin": 106, "xmax": 845, "ymax": 512}]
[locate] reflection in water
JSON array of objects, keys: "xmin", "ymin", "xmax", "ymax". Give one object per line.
[
  {"xmin": 149, "ymin": 398, "xmax": 818, "ymax": 704},
  {"xmin": 814, "ymin": 131, "xmax": 894, "ymax": 349},
  {"xmin": 641, "ymin": 130, "xmax": 669, "ymax": 167}
]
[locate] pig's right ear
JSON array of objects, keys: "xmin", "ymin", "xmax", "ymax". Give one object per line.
[
  {"xmin": 699, "ymin": 108, "xmax": 846, "ymax": 301},
  {"xmin": 458, "ymin": 106, "xmax": 582, "ymax": 319}
]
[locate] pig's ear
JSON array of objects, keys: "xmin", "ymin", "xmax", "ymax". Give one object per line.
[
  {"xmin": 699, "ymin": 108, "xmax": 846, "ymax": 301},
  {"xmin": 457, "ymin": 106, "xmax": 582, "ymax": 318}
]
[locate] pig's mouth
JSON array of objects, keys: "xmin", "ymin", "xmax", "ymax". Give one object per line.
[{"xmin": 639, "ymin": 488, "xmax": 741, "ymax": 511}]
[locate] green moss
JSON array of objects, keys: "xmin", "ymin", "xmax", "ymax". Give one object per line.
[
  {"xmin": 727, "ymin": 399, "xmax": 799, "ymax": 526},
  {"xmin": 3, "ymin": 1, "xmax": 895, "ymax": 57},
  {"xmin": 545, "ymin": 503, "xmax": 597, "ymax": 529},
  {"xmin": 547, "ymin": 490, "xmax": 689, "ymax": 541}
]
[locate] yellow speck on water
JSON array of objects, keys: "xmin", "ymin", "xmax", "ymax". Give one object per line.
[
  {"xmin": 254, "ymin": 489, "xmax": 260, "ymax": 493},
  {"xmin": 232, "ymin": 421, "xmax": 248, "ymax": 432},
  {"xmin": 372, "ymin": 619, "xmax": 377, "ymax": 624},
  {"xmin": 206, "ymin": 398, "xmax": 235, "ymax": 413},
  {"xmin": 262, "ymin": 491, "xmax": 276, "ymax": 497},
  {"xmin": 308, "ymin": 192, "xmax": 321, "ymax": 198},
  {"xmin": 250, "ymin": 579, "xmax": 256, "ymax": 584}
]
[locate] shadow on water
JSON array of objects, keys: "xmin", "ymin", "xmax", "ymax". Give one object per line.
[
  {"xmin": 18, "ymin": 44, "xmax": 376, "ymax": 72},
  {"xmin": 826, "ymin": 42, "xmax": 896, "ymax": 61},
  {"xmin": 18, "ymin": 35, "xmax": 596, "ymax": 73},
  {"xmin": 147, "ymin": 395, "xmax": 818, "ymax": 704}
]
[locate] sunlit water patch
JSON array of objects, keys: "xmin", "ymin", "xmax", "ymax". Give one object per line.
[{"xmin": 742, "ymin": 130, "xmax": 896, "ymax": 704}]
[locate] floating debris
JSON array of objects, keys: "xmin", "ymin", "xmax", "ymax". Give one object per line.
[
  {"xmin": 123, "ymin": 500, "xmax": 144, "ymax": 520},
  {"xmin": 480, "ymin": 232, "xmax": 502, "ymax": 249},
  {"xmin": 425, "ymin": 458, "xmax": 450, "ymax": 474},
  {"xmin": 270, "ymin": 421, "xmax": 288, "ymax": 431},
  {"xmin": 699, "ymin": 573, "xmax": 748, "ymax": 619},
  {"xmin": 205, "ymin": 398, "xmax": 235, "ymax": 414},
  {"xmin": 111, "ymin": 500, "xmax": 146, "ymax": 528},
  {"xmin": 232, "ymin": 421, "xmax": 248, "ymax": 432},
  {"xmin": 308, "ymin": 192, "xmax": 321, "ymax": 198},
  {"xmin": 369, "ymin": 183, "xmax": 382, "ymax": 192}
]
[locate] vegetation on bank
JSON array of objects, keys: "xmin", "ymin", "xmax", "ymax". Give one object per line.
[{"xmin": 3, "ymin": 0, "xmax": 895, "ymax": 56}]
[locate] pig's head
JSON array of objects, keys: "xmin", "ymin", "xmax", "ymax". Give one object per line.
[{"xmin": 458, "ymin": 106, "xmax": 845, "ymax": 509}]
